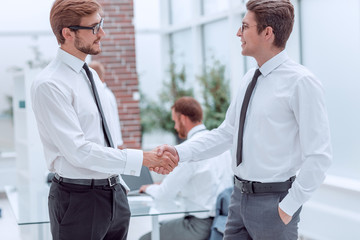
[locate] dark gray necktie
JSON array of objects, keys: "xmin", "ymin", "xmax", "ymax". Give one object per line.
[
  {"xmin": 83, "ymin": 63, "xmax": 114, "ymax": 148},
  {"xmin": 236, "ymin": 69, "xmax": 261, "ymax": 166}
]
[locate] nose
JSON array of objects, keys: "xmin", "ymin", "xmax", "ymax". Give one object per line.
[
  {"xmin": 98, "ymin": 27, "xmax": 106, "ymax": 37},
  {"xmin": 236, "ymin": 27, "xmax": 242, "ymax": 37}
]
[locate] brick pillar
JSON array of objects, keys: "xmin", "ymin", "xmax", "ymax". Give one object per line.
[{"xmin": 93, "ymin": 0, "xmax": 141, "ymax": 149}]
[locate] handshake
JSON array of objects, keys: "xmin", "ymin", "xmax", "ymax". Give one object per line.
[{"xmin": 143, "ymin": 144, "xmax": 179, "ymax": 175}]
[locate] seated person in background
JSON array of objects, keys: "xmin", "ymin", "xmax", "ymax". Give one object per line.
[
  {"xmin": 89, "ymin": 60, "xmax": 125, "ymax": 149},
  {"xmin": 139, "ymin": 96, "xmax": 233, "ymax": 240}
]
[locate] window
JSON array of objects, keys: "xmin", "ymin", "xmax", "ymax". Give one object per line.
[
  {"xmin": 170, "ymin": 0, "xmax": 192, "ymax": 25},
  {"xmin": 201, "ymin": 0, "xmax": 229, "ymax": 15}
]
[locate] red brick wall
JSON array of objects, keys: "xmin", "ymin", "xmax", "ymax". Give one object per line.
[{"xmin": 93, "ymin": 0, "xmax": 141, "ymax": 149}]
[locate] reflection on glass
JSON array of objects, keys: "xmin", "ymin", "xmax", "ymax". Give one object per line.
[{"xmin": 202, "ymin": 0, "xmax": 229, "ymax": 15}]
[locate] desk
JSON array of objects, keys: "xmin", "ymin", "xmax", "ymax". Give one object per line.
[{"xmin": 5, "ymin": 184, "xmax": 209, "ymax": 240}]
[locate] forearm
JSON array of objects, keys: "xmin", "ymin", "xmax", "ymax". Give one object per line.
[{"xmin": 175, "ymin": 122, "xmax": 233, "ymax": 162}]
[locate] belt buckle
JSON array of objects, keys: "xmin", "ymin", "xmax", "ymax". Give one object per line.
[{"xmin": 108, "ymin": 175, "xmax": 117, "ymax": 187}]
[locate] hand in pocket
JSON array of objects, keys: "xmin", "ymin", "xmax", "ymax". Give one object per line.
[{"xmin": 278, "ymin": 206, "xmax": 292, "ymax": 225}]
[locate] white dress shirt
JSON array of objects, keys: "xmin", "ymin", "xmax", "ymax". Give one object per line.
[
  {"xmin": 102, "ymin": 83, "xmax": 123, "ymax": 147},
  {"xmin": 146, "ymin": 124, "xmax": 233, "ymax": 218},
  {"xmin": 31, "ymin": 48, "xmax": 142, "ymax": 183},
  {"xmin": 175, "ymin": 51, "xmax": 332, "ymax": 216}
]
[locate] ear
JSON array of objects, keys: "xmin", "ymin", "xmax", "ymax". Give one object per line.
[
  {"xmin": 179, "ymin": 114, "xmax": 189, "ymax": 125},
  {"xmin": 62, "ymin": 28, "xmax": 75, "ymax": 42},
  {"xmin": 179, "ymin": 114, "xmax": 186, "ymax": 122},
  {"xmin": 264, "ymin": 26, "xmax": 274, "ymax": 40}
]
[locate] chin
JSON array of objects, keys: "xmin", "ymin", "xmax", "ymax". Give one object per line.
[
  {"xmin": 241, "ymin": 49, "xmax": 251, "ymax": 57},
  {"xmin": 90, "ymin": 49, "xmax": 102, "ymax": 55}
]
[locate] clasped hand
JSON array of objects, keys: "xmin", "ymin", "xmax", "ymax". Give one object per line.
[{"xmin": 143, "ymin": 144, "xmax": 179, "ymax": 175}]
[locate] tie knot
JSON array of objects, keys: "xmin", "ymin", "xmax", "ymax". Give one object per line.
[
  {"xmin": 254, "ymin": 69, "xmax": 261, "ymax": 79},
  {"xmin": 83, "ymin": 63, "xmax": 90, "ymax": 71}
]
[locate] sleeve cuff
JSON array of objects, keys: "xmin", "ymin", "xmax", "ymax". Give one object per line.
[
  {"xmin": 279, "ymin": 193, "xmax": 302, "ymax": 216},
  {"xmin": 117, "ymin": 139, "xmax": 124, "ymax": 147},
  {"xmin": 123, "ymin": 149, "xmax": 143, "ymax": 176},
  {"xmin": 119, "ymin": 178, "xmax": 130, "ymax": 191},
  {"xmin": 174, "ymin": 144, "xmax": 191, "ymax": 162}
]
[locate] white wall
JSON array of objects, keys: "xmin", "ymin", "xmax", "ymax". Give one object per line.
[
  {"xmin": 299, "ymin": 176, "xmax": 360, "ymax": 239},
  {"xmin": 300, "ymin": 0, "xmax": 360, "ymax": 180},
  {"xmin": 298, "ymin": 1, "xmax": 360, "ymax": 237}
]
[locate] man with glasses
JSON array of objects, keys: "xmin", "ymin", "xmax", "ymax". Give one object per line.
[
  {"xmin": 31, "ymin": 0, "xmax": 178, "ymax": 239},
  {"xmin": 157, "ymin": 0, "xmax": 332, "ymax": 239}
]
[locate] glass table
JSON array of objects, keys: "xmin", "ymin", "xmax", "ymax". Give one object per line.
[{"xmin": 5, "ymin": 184, "xmax": 209, "ymax": 240}]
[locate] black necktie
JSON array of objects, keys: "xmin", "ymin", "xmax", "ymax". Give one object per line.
[
  {"xmin": 236, "ymin": 69, "xmax": 261, "ymax": 166},
  {"xmin": 83, "ymin": 63, "xmax": 114, "ymax": 148}
]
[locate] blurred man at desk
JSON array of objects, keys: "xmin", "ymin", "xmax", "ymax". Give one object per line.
[{"xmin": 139, "ymin": 97, "xmax": 233, "ymax": 240}]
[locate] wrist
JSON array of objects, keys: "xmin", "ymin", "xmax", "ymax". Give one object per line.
[{"xmin": 142, "ymin": 151, "xmax": 150, "ymax": 167}]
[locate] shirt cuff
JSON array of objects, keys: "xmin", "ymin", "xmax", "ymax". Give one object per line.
[
  {"xmin": 117, "ymin": 139, "xmax": 124, "ymax": 147},
  {"xmin": 279, "ymin": 193, "xmax": 302, "ymax": 216},
  {"xmin": 119, "ymin": 178, "xmax": 130, "ymax": 191},
  {"xmin": 123, "ymin": 149, "xmax": 142, "ymax": 176},
  {"xmin": 174, "ymin": 144, "xmax": 191, "ymax": 163}
]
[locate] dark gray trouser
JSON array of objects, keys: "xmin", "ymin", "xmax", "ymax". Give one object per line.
[
  {"xmin": 224, "ymin": 186, "xmax": 302, "ymax": 240},
  {"xmin": 48, "ymin": 179, "xmax": 131, "ymax": 240},
  {"xmin": 139, "ymin": 215, "xmax": 213, "ymax": 240}
]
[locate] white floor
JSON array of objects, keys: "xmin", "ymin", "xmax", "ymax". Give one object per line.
[{"xmin": 0, "ymin": 192, "xmax": 23, "ymax": 240}]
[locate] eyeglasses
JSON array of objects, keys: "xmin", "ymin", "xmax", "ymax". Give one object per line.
[
  {"xmin": 68, "ymin": 18, "xmax": 104, "ymax": 35},
  {"xmin": 239, "ymin": 23, "xmax": 257, "ymax": 33}
]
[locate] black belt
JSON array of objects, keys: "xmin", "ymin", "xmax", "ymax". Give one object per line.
[
  {"xmin": 234, "ymin": 176, "xmax": 295, "ymax": 194},
  {"xmin": 54, "ymin": 173, "xmax": 120, "ymax": 187}
]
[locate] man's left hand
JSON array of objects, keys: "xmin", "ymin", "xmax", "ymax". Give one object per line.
[{"xmin": 278, "ymin": 206, "xmax": 292, "ymax": 225}]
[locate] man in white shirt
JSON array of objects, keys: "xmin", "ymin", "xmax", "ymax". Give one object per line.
[
  {"xmin": 31, "ymin": 0, "xmax": 177, "ymax": 239},
  {"xmin": 89, "ymin": 61, "xmax": 125, "ymax": 149},
  {"xmin": 139, "ymin": 97, "xmax": 233, "ymax": 240},
  {"xmin": 157, "ymin": 0, "xmax": 332, "ymax": 239}
]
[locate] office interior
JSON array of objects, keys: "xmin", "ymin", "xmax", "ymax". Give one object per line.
[{"xmin": 0, "ymin": 0, "xmax": 359, "ymax": 239}]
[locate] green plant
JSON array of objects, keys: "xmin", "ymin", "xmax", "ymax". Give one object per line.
[
  {"xmin": 140, "ymin": 62, "xmax": 194, "ymax": 136},
  {"xmin": 140, "ymin": 59, "xmax": 230, "ymax": 137},
  {"xmin": 198, "ymin": 60, "xmax": 230, "ymax": 130},
  {"xmin": 26, "ymin": 45, "xmax": 50, "ymax": 69}
]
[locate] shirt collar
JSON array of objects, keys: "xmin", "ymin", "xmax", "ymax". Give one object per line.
[
  {"xmin": 56, "ymin": 48, "xmax": 85, "ymax": 74},
  {"xmin": 259, "ymin": 50, "xmax": 289, "ymax": 77},
  {"xmin": 187, "ymin": 124, "xmax": 206, "ymax": 139}
]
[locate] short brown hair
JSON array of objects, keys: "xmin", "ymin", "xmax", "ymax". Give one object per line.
[
  {"xmin": 246, "ymin": 0, "xmax": 294, "ymax": 49},
  {"xmin": 50, "ymin": 0, "xmax": 102, "ymax": 44},
  {"xmin": 172, "ymin": 97, "xmax": 203, "ymax": 123}
]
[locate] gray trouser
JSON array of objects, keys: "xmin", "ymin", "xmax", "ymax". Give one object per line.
[
  {"xmin": 139, "ymin": 215, "xmax": 213, "ymax": 240},
  {"xmin": 224, "ymin": 186, "xmax": 302, "ymax": 240}
]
